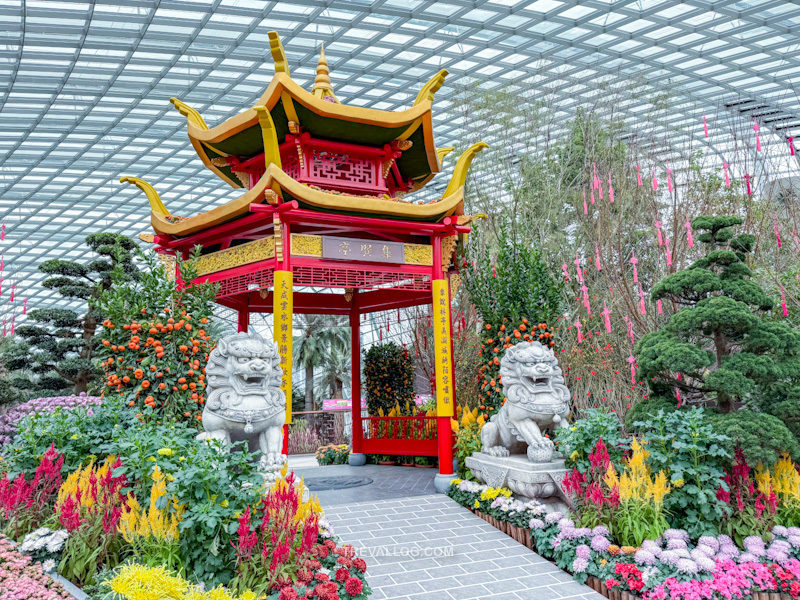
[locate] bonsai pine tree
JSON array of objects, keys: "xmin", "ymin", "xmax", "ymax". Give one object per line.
[
  {"xmin": 635, "ymin": 216, "xmax": 800, "ymax": 457},
  {"xmin": 6, "ymin": 233, "xmax": 138, "ymax": 395},
  {"xmin": 460, "ymin": 224, "xmax": 562, "ymax": 420}
]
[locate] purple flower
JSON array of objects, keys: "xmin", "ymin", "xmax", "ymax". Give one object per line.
[
  {"xmin": 0, "ymin": 395, "xmax": 102, "ymax": 444},
  {"xmin": 773, "ymin": 525, "xmax": 789, "ymax": 537},
  {"xmin": 663, "ymin": 529, "xmax": 689, "ymax": 542},
  {"xmin": 676, "ymin": 558, "xmax": 698, "ymax": 574},
  {"xmin": 697, "ymin": 536, "xmax": 719, "ymax": 552},
  {"xmin": 766, "ymin": 546, "xmax": 789, "ymax": 564},
  {"xmin": 787, "ymin": 535, "xmax": 800, "ymax": 548},
  {"xmin": 667, "ymin": 538, "xmax": 688, "ymax": 550},
  {"xmin": 788, "ymin": 527, "xmax": 800, "ymax": 537},
  {"xmin": 592, "ymin": 526, "xmax": 610, "ymax": 537},
  {"xmin": 693, "ymin": 545, "xmax": 715, "ymax": 558},
  {"xmin": 529, "ymin": 518, "xmax": 544, "ymax": 530},
  {"xmin": 717, "ymin": 534, "xmax": 734, "ymax": 547},
  {"xmin": 591, "ymin": 535, "xmax": 610, "ymax": 553},
  {"xmin": 641, "ymin": 539, "xmax": 662, "ymax": 551},
  {"xmin": 743, "ymin": 536, "xmax": 766, "ymax": 556},
  {"xmin": 576, "ymin": 544, "xmax": 591, "ymax": 560},
  {"xmin": 544, "ymin": 512, "xmax": 563, "ymax": 524},
  {"xmin": 634, "ymin": 549, "xmax": 657, "ymax": 565},
  {"xmin": 739, "ymin": 552, "xmax": 759, "ymax": 563},
  {"xmin": 557, "ymin": 517, "xmax": 575, "ymax": 531},
  {"xmin": 696, "ymin": 556, "xmax": 716, "ymax": 572},
  {"xmin": 660, "ymin": 550, "xmax": 680, "ymax": 565},
  {"xmin": 572, "ymin": 557, "xmax": 589, "ymax": 573}
]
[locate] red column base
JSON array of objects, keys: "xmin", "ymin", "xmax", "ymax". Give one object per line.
[
  {"xmin": 282, "ymin": 423, "xmax": 289, "ymax": 456},
  {"xmin": 436, "ymin": 416, "xmax": 454, "ymax": 476}
]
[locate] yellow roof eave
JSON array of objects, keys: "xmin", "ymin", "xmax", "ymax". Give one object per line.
[
  {"xmin": 151, "ymin": 164, "xmax": 463, "ymax": 238},
  {"xmin": 185, "ymin": 73, "xmax": 439, "ymax": 189}
]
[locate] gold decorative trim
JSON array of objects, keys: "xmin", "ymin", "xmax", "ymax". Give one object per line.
[
  {"xmin": 403, "ymin": 243, "xmax": 433, "ymax": 265},
  {"xmin": 274, "ymin": 215, "xmax": 283, "ymax": 263},
  {"xmin": 291, "ymin": 234, "xmax": 323, "ymax": 257},
  {"xmin": 157, "ymin": 253, "xmax": 177, "ymax": 282},
  {"xmin": 441, "ymin": 235, "xmax": 458, "ymax": 270},
  {"xmin": 195, "ymin": 237, "xmax": 275, "ymax": 276},
  {"xmin": 449, "ymin": 273, "xmax": 462, "ymax": 297},
  {"xmin": 138, "ymin": 233, "xmax": 155, "ymax": 243}
]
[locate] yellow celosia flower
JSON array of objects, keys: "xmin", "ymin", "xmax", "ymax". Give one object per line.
[
  {"xmin": 604, "ymin": 464, "xmax": 620, "ymax": 490},
  {"xmin": 451, "ymin": 419, "xmax": 460, "ymax": 434},
  {"xmin": 773, "ymin": 454, "xmax": 800, "ymax": 500},
  {"xmin": 477, "ymin": 415, "xmax": 486, "ymax": 427},
  {"xmin": 119, "ymin": 465, "xmax": 183, "ymax": 543},
  {"xmin": 755, "ymin": 463, "xmax": 773, "ymax": 497},
  {"xmin": 651, "ymin": 470, "xmax": 671, "ymax": 505}
]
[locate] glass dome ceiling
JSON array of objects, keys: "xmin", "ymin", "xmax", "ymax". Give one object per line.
[{"xmin": 1, "ymin": 0, "xmax": 799, "ymax": 317}]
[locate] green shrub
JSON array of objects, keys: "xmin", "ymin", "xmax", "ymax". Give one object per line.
[
  {"xmin": 363, "ymin": 342, "xmax": 414, "ymax": 416},
  {"xmin": 315, "ymin": 444, "xmax": 350, "ymax": 465},
  {"xmin": 554, "ymin": 409, "xmax": 629, "ymax": 472}
]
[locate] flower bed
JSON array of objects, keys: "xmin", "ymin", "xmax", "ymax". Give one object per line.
[
  {"xmin": 316, "ymin": 445, "xmax": 350, "ymax": 466},
  {"xmin": 0, "ymin": 533, "xmax": 70, "ymax": 600},
  {"xmin": 0, "ymin": 394, "xmax": 101, "ymax": 445}
]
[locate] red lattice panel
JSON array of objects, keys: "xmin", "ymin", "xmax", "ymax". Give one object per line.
[
  {"xmin": 293, "ymin": 265, "xmax": 431, "ymax": 291},
  {"xmin": 282, "ymin": 152, "xmax": 299, "ymax": 180},
  {"xmin": 310, "ymin": 150, "xmax": 375, "ymax": 186},
  {"xmin": 214, "ymin": 266, "xmax": 274, "ymax": 299}
]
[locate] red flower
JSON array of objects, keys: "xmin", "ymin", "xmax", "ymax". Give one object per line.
[
  {"xmin": 314, "ymin": 544, "xmax": 330, "ymax": 559},
  {"xmin": 315, "ymin": 572, "xmax": 330, "ymax": 582},
  {"xmin": 279, "ymin": 587, "xmax": 299, "ymax": 600},
  {"xmin": 344, "ymin": 577, "xmax": 363, "ymax": 596},
  {"xmin": 335, "ymin": 568, "xmax": 350, "ymax": 582},
  {"xmin": 324, "ymin": 539, "xmax": 337, "ymax": 550},
  {"xmin": 352, "ymin": 558, "xmax": 367, "ymax": 573},
  {"xmin": 337, "ymin": 556, "xmax": 353, "ymax": 569}
]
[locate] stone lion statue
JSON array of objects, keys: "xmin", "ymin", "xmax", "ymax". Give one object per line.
[
  {"xmin": 196, "ymin": 332, "xmax": 287, "ymax": 472},
  {"xmin": 480, "ymin": 341, "xmax": 570, "ymax": 463}
]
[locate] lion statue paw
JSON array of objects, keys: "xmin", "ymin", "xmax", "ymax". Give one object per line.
[{"xmin": 484, "ymin": 446, "xmax": 511, "ymax": 457}]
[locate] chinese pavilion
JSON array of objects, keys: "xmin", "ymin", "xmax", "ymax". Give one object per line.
[{"xmin": 122, "ymin": 32, "xmax": 486, "ymax": 491}]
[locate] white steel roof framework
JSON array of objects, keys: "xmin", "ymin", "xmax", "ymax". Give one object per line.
[{"xmin": 1, "ymin": 0, "xmax": 800, "ymax": 317}]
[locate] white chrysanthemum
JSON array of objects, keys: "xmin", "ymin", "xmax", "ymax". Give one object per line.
[
  {"xmin": 34, "ymin": 527, "xmax": 52, "ymax": 537},
  {"xmin": 32, "ymin": 537, "xmax": 47, "ymax": 550},
  {"xmin": 46, "ymin": 537, "xmax": 65, "ymax": 553},
  {"xmin": 42, "ymin": 559, "xmax": 56, "ymax": 572}
]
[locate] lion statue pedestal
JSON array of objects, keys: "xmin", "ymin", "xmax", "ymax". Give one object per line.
[
  {"xmin": 465, "ymin": 341, "xmax": 570, "ymax": 507},
  {"xmin": 196, "ymin": 332, "xmax": 287, "ymax": 480}
]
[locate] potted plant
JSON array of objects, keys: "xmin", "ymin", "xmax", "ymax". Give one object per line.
[
  {"xmin": 400, "ymin": 455, "xmax": 415, "ymax": 467},
  {"xmin": 376, "ymin": 455, "xmax": 397, "ymax": 466},
  {"xmin": 414, "ymin": 456, "xmax": 436, "ymax": 468}
]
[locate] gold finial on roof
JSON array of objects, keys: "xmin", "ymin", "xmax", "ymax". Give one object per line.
[
  {"xmin": 312, "ymin": 44, "xmax": 338, "ymax": 103},
  {"xmin": 268, "ymin": 31, "xmax": 290, "ymax": 76}
]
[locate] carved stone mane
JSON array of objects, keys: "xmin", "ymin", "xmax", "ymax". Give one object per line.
[
  {"xmin": 205, "ymin": 333, "xmax": 284, "ymax": 412},
  {"xmin": 499, "ymin": 342, "xmax": 569, "ymax": 407}
]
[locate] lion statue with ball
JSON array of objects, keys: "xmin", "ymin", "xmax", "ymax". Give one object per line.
[
  {"xmin": 480, "ymin": 340, "xmax": 570, "ymax": 463},
  {"xmin": 196, "ymin": 332, "xmax": 287, "ymax": 473}
]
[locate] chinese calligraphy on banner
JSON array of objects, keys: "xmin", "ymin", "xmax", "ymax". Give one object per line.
[
  {"xmin": 431, "ymin": 279, "xmax": 454, "ymax": 417},
  {"xmin": 273, "ymin": 270, "xmax": 293, "ymax": 424}
]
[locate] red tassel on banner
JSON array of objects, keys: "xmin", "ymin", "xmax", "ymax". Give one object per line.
[
  {"xmin": 639, "ymin": 289, "xmax": 646, "ymax": 315},
  {"xmin": 630, "ymin": 252, "xmax": 639, "ymax": 283},
  {"xmin": 703, "ymin": 112, "xmax": 709, "ymax": 138},
  {"xmin": 379, "ymin": 326, "xmax": 383, "ymax": 341},
  {"xmin": 723, "ymin": 163, "xmax": 731, "ymax": 187},
  {"xmin": 636, "ymin": 164, "xmax": 643, "ymax": 187},
  {"xmin": 575, "ymin": 320, "xmax": 583, "ymax": 344},
  {"xmin": 657, "ymin": 299, "xmax": 663, "ymax": 314},
  {"xmin": 665, "ymin": 237, "xmax": 673, "ymax": 267},
  {"xmin": 652, "ymin": 167, "xmax": 658, "ymax": 191},
  {"xmin": 590, "ymin": 188, "xmax": 595, "ymax": 205},
  {"xmin": 782, "ymin": 292, "xmax": 789, "ymax": 317},
  {"xmin": 666, "ymin": 166, "xmax": 673, "ymax": 194},
  {"xmin": 789, "ymin": 137, "xmax": 796, "ymax": 156},
  {"xmin": 655, "ymin": 220, "xmax": 663, "ymax": 246},
  {"xmin": 754, "ymin": 120, "xmax": 761, "ymax": 152},
  {"xmin": 595, "ymin": 243, "xmax": 602, "ymax": 271},
  {"xmin": 602, "ymin": 301, "xmax": 612, "ymax": 333},
  {"xmin": 744, "ymin": 174, "xmax": 752, "ymax": 195},
  {"xmin": 686, "ymin": 219, "xmax": 694, "ymax": 248},
  {"xmin": 608, "ymin": 174, "xmax": 615, "ymax": 203},
  {"xmin": 10, "ymin": 284, "xmax": 14, "ymax": 303},
  {"xmin": 1, "ymin": 222, "xmax": 4, "ymax": 241},
  {"xmin": 386, "ymin": 318, "xmax": 390, "ymax": 332}
]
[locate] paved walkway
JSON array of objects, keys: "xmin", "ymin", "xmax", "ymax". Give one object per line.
[{"xmin": 290, "ymin": 459, "xmax": 601, "ymax": 600}]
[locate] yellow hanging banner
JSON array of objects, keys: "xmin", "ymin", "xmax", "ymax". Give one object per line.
[
  {"xmin": 273, "ymin": 270, "xmax": 293, "ymax": 424},
  {"xmin": 431, "ymin": 278, "xmax": 454, "ymax": 417}
]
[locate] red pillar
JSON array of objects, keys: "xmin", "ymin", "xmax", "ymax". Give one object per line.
[
  {"xmin": 350, "ymin": 295, "xmax": 363, "ymax": 454},
  {"xmin": 432, "ymin": 235, "xmax": 454, "ymax": 486},
  {"xmin": 237, "ymin": 309, "xmax": 249, "ymax": 333}
]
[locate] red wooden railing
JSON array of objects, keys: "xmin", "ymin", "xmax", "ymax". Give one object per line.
[{"xmin": 360, "ymin": 416, "xmax": 439, "ymax": 456}]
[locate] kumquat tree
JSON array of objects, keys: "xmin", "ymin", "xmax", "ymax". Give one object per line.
[{"xmin": 95, "ymin": 248, "xmax": 220, "ymax": 425}]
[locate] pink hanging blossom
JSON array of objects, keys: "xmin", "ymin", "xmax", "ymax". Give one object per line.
[
  {"xmin": 630, "ymin": 252, "xmax": 639, "ymax": 283},
  {"xmin": 652, "ymin": 167, "xmax": 658, "ymax": 191},
  {"xmin": 723, "ymin": 162, "xmax": 731, "ymax": 187},
  {"xmin": 638, "ymin": 289, "xmax": 646, "ymax": 315},
  {"xmin": 686, "ymin": 219, "xmax": 694, "ymax": 247},
  {"xmin": 22, "ymin": 298, "xmax": 27, "ymax": 315},
  {"xmin": 666, "ymin": 165, "xmax": 673, "ymax": 193},
  {"xmin": 590, "ymin": 188, "xmax": 595, "ymax": 205},
  {"xmin": 575, "ymin": 254, "xmax": 583, "ymax": 283},
  {"xmin": 627, "ymin": 353, "xmax": 636, "ymax": 384},
  {"xmin": 608, "ymin": 173, "xmax": 614, "ymax": 202},
  {"xmin": 655, "ymin": 220, "xmax": 663, "ymax": 246},
  {"xmin": 0, "ymin": 254, "xmax": 3, "ymax": 272},
  {"xmin": 635, "ymin": 164, "xmax": 643, "ymax": 186},
  {"xmin": 773, "ymin": 214, "xmax": 782, "ymax": 248},
  {"xmin": 9, "ymin": 284, "xmax": 13, "ymax": 303},
  {"xmin": 782, "ymin": 289, "xmax": 788, "ymax": 317},
  {"xmin": 583, "ymin": 187, "xmax": 588, "ymax": 215},
  {"xmin": 789, "ymin": 136, "xmax": 795, "ymax": 156},
  {"xmin": 598, "ymin": 180, "xmax": 603, "ymax": 200},
  {"xmin": 601, "ymin": 301, "xmax": 612, "ymax": 333},
  {"xmin": 575, "ymin": 320, "xmax": 583, "ymax": 343},
  {"xmin": 562, "ymin": 263, "xmax": 571, "ymax": 283},
  {"xmin": 10, "ymin": 316, "xmax": 14, "ymax": 336},
  {"xmin": 675, "ymin": 387, "xmax": 682, "ymax": 407},
  {"xmin": 665, "ymin": 237, "xmax": 673, "ymax": 266},
  {"xmin": 1, "ymin": 222, "xmax": 4, "ymax": 241},
  {"xmin": 754, "ymin": 120, "xmax": 761, "ymax": 152},
  {"xmin": 595, "ymin": 243, "xmax": 602, "ymax": 271},
  {"xmin": 657, "ymin": 299, "xmax": 663, "ymax": 314},
  {"xmin": 703, "ymin": 112, "xmax": 709, "ymax": 137},
  {"xmin": 624, "ymin": 315, "xmax": 634, "ymax": 345},
  {"xmin": 592, "ymin": 162, "xmax": 599, "ymax": 189},
  {"xmin": 744, "ymin": 173, "xmax": 752, "ymax": 195},
  {"xmin": 581, "ymin": 283, "xmax": 591, "ymax": 315}
]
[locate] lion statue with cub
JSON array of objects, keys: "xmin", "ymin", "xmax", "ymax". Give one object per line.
[
  {"xmin": 197, "ymin": 332, "xmax": 287, "ymax": 472},
  {"xmin": 481, "ymin": 341, "xmax": 570, "ymax": 463}
]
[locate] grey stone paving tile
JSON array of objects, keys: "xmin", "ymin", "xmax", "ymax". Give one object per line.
[
  {"xmin": 378, "ymin": 582, "xmax": 425, "ymax": 597},
  {"xmin": 515, "ymin": 573, "xmax": 564, "ymax": 587},
  {"xmin": 447, "ymin": 583, "xmax": 492, "ymax": 599},
  {"xmin": 390, "ymin": 569, "xmax": 433, "ymax": 584},
  {"xmin": 514, "ymin": 587, "xmax": 564, "ymax": 600}
]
